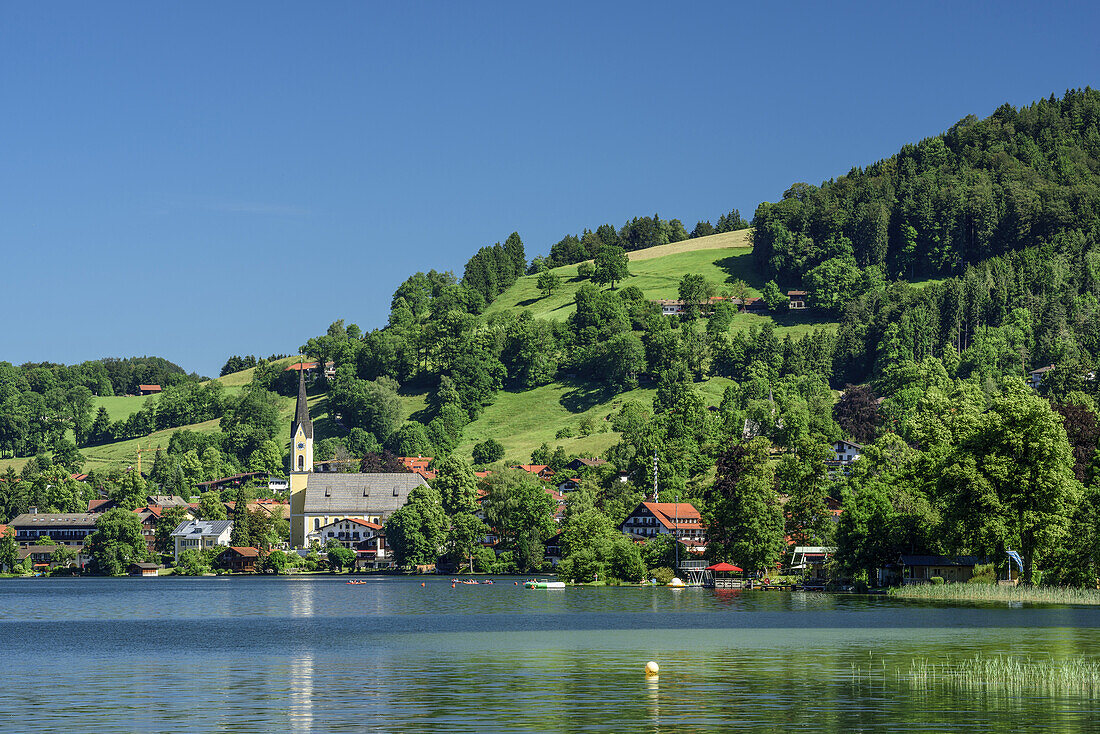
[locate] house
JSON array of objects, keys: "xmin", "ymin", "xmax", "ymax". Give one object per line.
[
  {"xmin": 17, "ymin": 545, "xmax": 66, "ymax": 572},
  {"xmin": 170, "ymin": 519, "xmax": 233, "ymax": 563},
  {"xmin": 654, "ymin": 296, "xmax": 729, "ymax": 316},
  {"xmin": 218, "ymin": 546, "xmax": 262, "ymax": 573},
  {"xmin": 565, "ymin": 458, "xmax": 607, "ymax": 472},
  {"xmin": 826, "ymin": 440, "xmax": 863, "ymax": 474},
  {"xmin": 133, "ymin": 508, "xmax": 162, "ymax": 553},
  {"xmin": 8, "ymin": 513, "xmax": 98, "ymax": 546},
  {"xmin": 268, "ymin": 477, "xmax": 290, "ymax": 492},
  {"xmin": 556, "ymin": 477, "xmax": 582, "ymax": 493},
  {"xmin": 129, "ymin": 562, "xmax": 160, "ymax": 577},
  {"xmin": 511, "ymin": 464, "xmax": 556, "ymax": 480},
  {"xmin": 137, "ymin": 384, "xmax": 162, "ymax": 395},
  {"xmin": 787, "ymin": 290, "xmax": 807, "ymax": 310},
  {"xmin": 147, "ymin": 495, "xmax": 191, "ymax": 509},
  {"xmin": 619, "ymin": 502, "xmax": 706, "ymax": 551},
  {"xmin": 742, "ymin": 297, "xmax": 768, "ymax": 313},
  {"xmin": 324, "ymin": 361, "xmax": 336, "ymax": 379},
  {"xmin": 309, "ymin": 517, "xmax": 382, "ymax": 548},
  {"xmin": 1028, "ymin": 364, "xmax": 1055, "ymax": 389},
  {"xmin": 399, "ymin": 456, "xmax": 436, "ymax": 480},
  {"xmin": 897, "ymin": 555, "xmax": 986, "ymax": 585},
  {"xmin": 194, "ymin": 472, "xmax": 266, "ymax": 494},
  {"xmin": 544, "ymin": 531, "xmax": 563, "ymax": 567}
]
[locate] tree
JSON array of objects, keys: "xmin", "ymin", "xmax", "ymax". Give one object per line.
[
  {"xmin": 384, "ymin": 486, "xmax": 447, "ymax": 566},
  {"xmin": 85, "ymin": 508, "xmax": 148, "ymax": 575},
  {"xmin": 112, "ymin": 469, "xmax": 146, "ymax": 511},
  {"xmin": 248, "ymin": 440, "xmax": 284, "ymax": 475},
  {"xmin": 776, "ymin": 441, "xmax": 833, "ymax": 546},
  {"xmin": 266, "ymin": 549, "xmax": 289, "ymax": 574},
  {"xmin": 325, "ymin": 540, "xmax": 356, "ymax": 572},
  {"xmin": 482, "ymin": 469, "xmax": 555, "ymax": 571},
  {"xmin": 677, "ymin": 273, "xmax": 709, "ymax": 320},
  {"xmin": 0, "ymin": 526, "xmax": 17, "ymax": 572},
  {"xmin": 155, "ymin": 505, "xmax": 191, "ymax": 555},
  {"xmin": 703, "ymin": 438, "xmax": 785, "ymax": 572},
  {"xmin": 472, "ymin": 439, "xmax": 504, "ymax": 465},
  {"xmin": 761, "ymin": 281, "xmax": 787, "ymax": 312},
  {"xmin": 230, "ymin": 487, "xmax": 253, "ymax": 548},
  {"xmin": 196, "ymin": 491, "xmax": 227, "ymax": 521},
  {"xmin": 434, "ymin": 456, "xmax": 479, "ymax": 515},
  {"xmin": 447, "ymin": 513, "xmax": 488, "ymax": 572},
  {"xmin": 592, "ymin": 246, "xmax": 630, "ymax": 290},
  {"xmin": 576, "ymin": 261, "xmax": 594, "ymax": 280},
  {"xmin": 536, "ymin": 268, "xmax": 562, "ymax": 297},
  {"xmin": 176, "ymin": 548, "xmax": 211, "ymax": 575},
  {"xmin": 50, "ymin": 543, "xmax": 78, "ymax": 570},
  {"xmin": 359, "ymin": 451, "xmax": 409, "ymax": 473},
  {"xmin": 833, "ymin": 385, "xmax": 881, "ymax": 444}
]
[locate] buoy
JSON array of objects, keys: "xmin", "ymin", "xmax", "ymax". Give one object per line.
[
  {"xmin": 421, "ymin": 582, "xmax": 425, "ymax": 587},
  {"xmin": 514, "ymin": 581, "xmax": 518, "ymax": 585},
  {"xmin": 451, "ymin": 583, "xmax": 455, "ymax": 588},
  {"xmin": 645, "ymin": 661, "xmax": 659, "ymax": 676}
]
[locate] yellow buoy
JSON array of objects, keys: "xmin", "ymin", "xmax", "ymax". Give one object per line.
[{"xmin": 645, "ymin": 661, "xmax": 659, "ymax": 676}]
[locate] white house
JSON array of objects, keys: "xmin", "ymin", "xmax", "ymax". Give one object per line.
[
  {"xmin": 268, "ymin": 477, "xmax": 290, "ymax": 492},
  {"xmin": 829, "ymin": 440, "xmax": 863, "ymax": 464},
  {"xmin": 619, "ymin": 501, "xmax": 706, "ymax": 552},
  {"xmin": 170, "ymin": 520, "xmax": 233, "ymax": 563}
]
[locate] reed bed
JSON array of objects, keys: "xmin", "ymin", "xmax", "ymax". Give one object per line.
[
  {"xmin": 853, "ymin": 654, "xmax": 1100, "ymax": 696},
  {"xmin": 887, "ymin": 583, "xmax": 1100, "ymax": 605}
]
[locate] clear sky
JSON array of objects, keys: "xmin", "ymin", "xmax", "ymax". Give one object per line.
[{"xmin": 3, "ymin": 2, "xmax": 1098, "ymax": 377}]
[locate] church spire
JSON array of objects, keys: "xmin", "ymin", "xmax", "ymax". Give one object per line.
[{"xmin": 291, "ymin": 363, "xmax": 313, "ymax": 440}]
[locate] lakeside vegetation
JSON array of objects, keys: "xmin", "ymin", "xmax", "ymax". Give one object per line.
[
  {"xmin": 854, "ymin": 653, "xmax": 1100, "ymax": 696},
  {"xmin": 888, "ymin": 583, "xmax": 1100, "ymax": 606}
]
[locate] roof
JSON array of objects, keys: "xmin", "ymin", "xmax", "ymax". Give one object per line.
[
  {"xmin": 291, "ymin": 368, "xmax": 313, "ymax": 440},
  {"xmin": 899, "ymin": 555, "xmax": 986, "ymax": 567},
  {"xmin": 88, "ymin": 499, "xmax": 113, "ymax": 512},
  {"xmin": 147, "ymin": 495, "xmax": 190, "ymax": 507},
  {"xmin": 70, "ymin": 473, "xmax": 88, "ymax": 481},
  {"xmin": 285, "ymin": 362, "xmax": 318, "ymax": 371},
  {"xmin": 638, "ymin": 502, "xmax": 703, "ymax": 530},
  {"xmin": 301, "ymin": 473, "xmax": 429, "ymax": 515},
  {"xmin": 225, "ymin": 546, "xmax": 260, "ymax": 558},
  {"xmin": 9, "ymin": 513, "xmax": 99, "ymax": 528},
  {"xmin": 138, "ymin": 384, "xmax": 162, "ymax": 392},
  {"xmin": 170, "ymin": 519, "xmax": 233, "ymax": 537},
  {"xmin": 1030, "ymin": 365, "xmax": 1055, "ymax": 375},
  {"xmin": 513, "ymin": 465, "xmax": 553, "ymax": 476},
  {"xmin": 317, "ymin": 517, "xmax": 382, "ymax": 531},
  {"xmin": 130, "ymin": 562, "xmax": 160, "ymax": 570},
  {"xmin": 787, "ymin": 290, "xmax": 807, "ymax": 296},
  {"xmin": 18, "ymin": 545, "xmax": 58, "ymax": 559},
  {"xmin": 833, "ymin": 439, "xmax": 864, "ymax": 450},
  {"xmin": 399, "ymin": 456, "xmax": 433, "ymax": 472},
  {"xmin": 568, "ymin": 458, "xmax": 607, "ymax": 468}
]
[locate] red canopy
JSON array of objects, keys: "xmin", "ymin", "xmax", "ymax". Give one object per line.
[{"xmin": 706, "ymin": 562, "xmax": 743, "ymax": 572}]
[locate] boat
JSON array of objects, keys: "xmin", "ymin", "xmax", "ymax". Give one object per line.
[{"xmin": 524, "ymin": 579, "xmax": 566, "ymax": 589}]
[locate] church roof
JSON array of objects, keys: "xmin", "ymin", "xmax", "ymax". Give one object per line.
[
  {"xmin": 302, "ymin": 472, "xmax": 428, "ymax": 515},
  {"xmin": 291, "ymin": 367, "xmax": 313, "ymax": 439}
]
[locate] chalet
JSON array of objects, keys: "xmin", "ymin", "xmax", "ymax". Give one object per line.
[
  {"xmin": 268, "ymin": 477, "xmax": 290, "ymax": 492},
  {"xmin": 619, "ymin": 501, "xmax": 706, "ymax": 551},
  {"xmin": 556, "ymin": 477, "xmax": 582, "ymax": 493},
  {"xmin": 544, "ymin": 531, "xmax": 563, "ymax": 567},
  {"xmin": 8, "ymin": 513, "xmax": 98, "ymax": 546},
  {"xmin": 742, "ymin": 297, "xmax": 768, "ymax": 313},
  {"xmin": 129, "ymin": 562, "xmax": 160, "ymax": 577},
  {"xmin": 137, "ymin": 384, "xmax": 162, "ymax": 395},
  {"xmin": 218, "ymin": 546, "xmax": 262, "ymax": 573},
  {"xmin": 511, "ymin": 464, "xmax": 556, "ymax": 480},
  {"xmin": 170, "ymin": 519, "xmax": 233, "ymax": 563},
  {"xmin": 194, "ymin": 472, "xmax": 266, "ymax": 494},
  {"xmin": 17, "ymin": 545, "xmax": 66, "ymax": 572},
  {"xmin": 309, "ymin": 517, "xmax": 382, "ymax": 547},
  {"xmin": 826, "ymin": 440, "xmax": 863, "ymax": 475},
  {"xmin": 787, "ymin": 290, "xmax": 807, "ymax": 310},
  {"xmin": 1028, "ymin": 364, "xmax": 1055, "ymax": 389},
  {"xmin": 324, "ymin": 361, "xmax": 336, "ymax": 379},
  {"xmin": 133, "ymin": 508, "xmax": 161, "ymax": 553},
  {"xmin": 565, "ymin": 458, "xmax": 607, "ymax": 472},
  {"xmin": 897, "ymin": 555, "xmax": 986, "ymax": 585}
]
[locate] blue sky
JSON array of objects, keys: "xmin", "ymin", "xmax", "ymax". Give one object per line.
[{"xmin": 3, "ymin": 2, "xmax": 1098, "ymax": 377}]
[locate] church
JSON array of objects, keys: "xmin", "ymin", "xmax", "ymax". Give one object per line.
[{"xmin": 288, "ymin": 369, "xmax": 429, "ymax": 547}]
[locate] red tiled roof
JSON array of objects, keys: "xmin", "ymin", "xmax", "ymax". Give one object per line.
[
  {"xmin": 345, "ymin": 518, "xmax": 382, "ymax": 530},
  {"xmin": 399, "ymin": 456, "xmax": 433, "ymax": 471},
  {"xmin": 641, "ymin": 502, "xmax": 703, "ymax": 530},
  {"xmin": 70, "ymin": 473, "xmax": 88, "ymax": 481},
  {"xmin": 285, "ymin": 362, "xmax": 318, "ymax": 371},
  {"xmin": 138, "ymin": 384, "xmax": 162, "ymax": 392},
  {"xmin": 88, "ymin": 499, "xmax": 111, "ymax": 511},
  {"xmin": 227, "ymin": 546, "xmax": 260, "ymax": 557}
]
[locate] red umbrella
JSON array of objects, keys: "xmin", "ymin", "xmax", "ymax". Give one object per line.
[{"xmin": 705, "ymin": 562, "xmax": 743, "ymax": 572}]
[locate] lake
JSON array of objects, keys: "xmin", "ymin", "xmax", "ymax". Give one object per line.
[{"xmin": 3, "ymin": 576, "xmax": 1100, "ymax": 732}]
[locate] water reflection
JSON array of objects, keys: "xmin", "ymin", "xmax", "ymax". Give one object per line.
[{"xmin": 289, "ymin": 652, "xmax": 314, "ymax": 734}]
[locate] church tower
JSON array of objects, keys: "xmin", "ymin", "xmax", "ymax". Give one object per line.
[{"xmin": 289, "ymin": 365, "xmax": 313, "ymax": 547}]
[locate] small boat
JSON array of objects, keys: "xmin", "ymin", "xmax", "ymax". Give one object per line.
[
  {"xmin": 462, "ymin": 579, "xmax": 479, "ymax": 585},
  {"xmin": 524, "ymin": 579, "xmax": 566, "ymax": 589}
]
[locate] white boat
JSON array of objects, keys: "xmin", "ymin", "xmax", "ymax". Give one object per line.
[{"xmin": 524, "ymin": 579, "xmax": 566, "ymax": 589}]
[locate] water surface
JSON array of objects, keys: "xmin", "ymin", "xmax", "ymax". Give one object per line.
[{"xmin": 3, "ymin": 576, "xmax": 1099, "ymax": 732}]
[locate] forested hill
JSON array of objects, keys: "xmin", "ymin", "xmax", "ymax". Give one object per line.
[{"xmin": 753, "ymin": 88, "xmax": 1100, "ymax": 284}]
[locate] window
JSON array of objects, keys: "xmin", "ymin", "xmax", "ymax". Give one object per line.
[
  {"xmin": 314, "ymin": 518, "xmax": 321, "ymax": 530},
  {"xmin": 297, "ymin": 455, "xmax": 304, "ymax": 471}
]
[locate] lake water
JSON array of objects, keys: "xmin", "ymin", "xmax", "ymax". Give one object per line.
[{"xmin": 4, "ymin": 576, "xmax": 1100, "ymax": 732}]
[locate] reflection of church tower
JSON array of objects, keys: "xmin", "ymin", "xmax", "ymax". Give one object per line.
[
  {"xmin": 291, "ymin": 367, "xmax": 313, "ymax": 472},
  {"xmin": 289, "ymin": 365, "xmax": 313, "ymax": 547}
]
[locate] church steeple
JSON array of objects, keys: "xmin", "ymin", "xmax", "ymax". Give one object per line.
[{"xmin": 290, "ymin": 364, "xmax": 313, "ymax": 473}]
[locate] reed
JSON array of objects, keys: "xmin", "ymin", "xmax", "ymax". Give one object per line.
[
  {"xmin": 852, "ymin": 653, "xmax": 1100, "ymax": 695},
  {"xmin": 888, "ymin": 583, "xmax": 1100, "ymax": 605}
]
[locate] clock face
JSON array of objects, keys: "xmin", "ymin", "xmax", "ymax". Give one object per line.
[{"xmin": 296, "ymin": 442, "xmax": 305, "ymax": 450}]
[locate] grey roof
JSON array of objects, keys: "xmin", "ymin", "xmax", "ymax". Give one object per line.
[
  {"xmin": 900, "ymin": 555, "xmax": 986, "ymax": 567},
  {"xmin": 9, "ymin": 513, "xmax": 99, "ymax": 528},
  {"xmin": 147, "ymin": 495, "xmax": 190, "ymax": 507},
  {"xmin": 291, "ymin": 368, "xmax": 313, "ymax": 440},
  {"xmin": 302, "ymin": 472, "xmax": 428, "ymax": 515},
  {"xmin": 170, "ymin": 519, "xmax": 233, "ymax": 537}
]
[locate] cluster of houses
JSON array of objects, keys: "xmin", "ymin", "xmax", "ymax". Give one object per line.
[{"xmin": 655, "ymin": 290, "xmax": 808, "ymax": 317}]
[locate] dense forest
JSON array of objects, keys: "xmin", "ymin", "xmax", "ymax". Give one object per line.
[{"xmin": 6, "ymin": 89, "xmax": 1100, "ymax": 585}]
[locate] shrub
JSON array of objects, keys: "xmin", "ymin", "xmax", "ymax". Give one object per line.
[
  {"xmin": 930, "ymin": 576, "xmax": 945, "ymax": 585},
  {"xmin": 967, "ymin": 563, "xmax": 997, "ymax": 584},
  {"xmin": 555, "ymin": 427, "xmax": 574, "ymax": 439},
  {"xmin": 579, "ymin": 417, "xmax": 595, "ymax": 437},
  {"xmin": 651, "ymin": 566, "xmax": 674, "ymax": 585}
]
